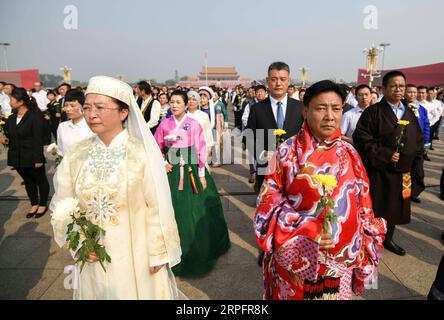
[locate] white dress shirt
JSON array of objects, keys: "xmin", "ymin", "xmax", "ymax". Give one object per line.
[
  {"xmin": 141, "ymin": 96, "xmax": 162, "ymax": 129},
  {"xmin": 341, "ymin": 106, "xmax": 365, "ymax": 137},
  {"xmin": 421, "ymin": 100, "xmax": 441, "ymax": 126},
  {"xmin": 32, "ymin": 90, "xmax": 50, "ymax": 111},
  {"xmin": 269, "ymin": 94, "xmax": 288, "ymax": 123},
  {"xmin": 56, "ymin": 118, "xmax": 95, "ymax": 156},
  {"xmin": 0, "ymin": 93, "xmax": 11, "ymax": 115}
]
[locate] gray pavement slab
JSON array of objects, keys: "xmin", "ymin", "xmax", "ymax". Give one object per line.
[{"xmin": 0, "ymin": 128, "xmax": 443, "ymax": 300}]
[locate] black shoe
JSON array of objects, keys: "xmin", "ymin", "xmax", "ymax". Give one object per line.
[
  {"xmin": 430, "ymin": 147, "xmax": 435, "ymax": 151},
  {"xmin": 439, "ymin": 194, "xmax": 444, "ymax": 201},
  {"xmin": 248, "ymin": 174, "xmax": 256, "ymax": 184},
  {"xmin": 423, "ymin": 155, "xmax": 431, "ymax": 161},
  {"xmin": 26, "ymin": 211, "xmax": 37, "ymax": 219},
  {"xmin": 257, "ymin": 250, "xmax": 264, "ymax": 267},
  {"xmin": 384, "ymin": 240, "xmax": 406, "ymax": 256},
  {"xmin": 441, "ymin": 230, "xmax": 444, "ymax": 243},
  {"xmin": 411, "ymin": 197, "xmax": 421, "ymax": 203},
  {"xmin": 35, "ymin": 206, "xmax": 48, "ymax": 219}
]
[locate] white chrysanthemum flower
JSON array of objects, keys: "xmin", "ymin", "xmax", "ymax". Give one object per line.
[
  {"xmin": 164, "ymin": 135, "xmax": 178, "ymax": 141},
  {"xmin": 46, "ymin": 143, "xmax": 57, "ymax": 153},
  {"xmin": 51, "ymin": 197, "xmax": 79, "ymax": 221}
]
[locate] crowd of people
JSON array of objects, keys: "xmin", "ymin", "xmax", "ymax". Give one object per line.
[{"xmin": 0, "ymin": 61, "xmax": 443, "ymax": 300}]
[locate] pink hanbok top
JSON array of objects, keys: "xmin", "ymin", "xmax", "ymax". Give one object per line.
[{"xmin": 154, "ymin": 115, "xmax": 207, "ymax": 177}]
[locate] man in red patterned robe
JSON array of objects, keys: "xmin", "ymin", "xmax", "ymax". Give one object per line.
[{"xmin": 254, "ymin": 80, "xmax": 387, "ymax": 300}]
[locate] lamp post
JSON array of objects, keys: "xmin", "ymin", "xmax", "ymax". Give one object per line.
[
  {"xmin": 362, "ymin": 45, "xmax": 382, "ymax": 87},
  {"xmin": 379, "ymin": 43, "xmax": 391, "ymax": 72},
  {"xmin": 60, "ymin": 66, "xmax": 72, "ymax": 85},
  {"xmin": 0, "ymin": 43, "xmax": 11, "ymax": 71},
  {"xmin": 299, "ymin": 67, "xmax": 309, "ymax": 88}
]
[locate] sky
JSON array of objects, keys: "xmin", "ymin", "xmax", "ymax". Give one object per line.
[{"xmin": 1, "ymin": 0, "xmax": 443, "ymax": 83}]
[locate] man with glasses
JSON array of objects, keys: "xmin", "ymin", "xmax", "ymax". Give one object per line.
[{"xmin": 353, "ymin": 71, "xmax": 424, "ymax": 256}]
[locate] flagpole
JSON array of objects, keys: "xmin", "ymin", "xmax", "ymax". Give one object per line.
[{"xmin": 205, "ymin": 51, "xmax": 208, "ymax": 87}]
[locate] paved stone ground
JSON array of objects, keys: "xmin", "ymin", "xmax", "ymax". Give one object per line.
[{"xmin": 0, "ymin": 120, "xmax": 443, "ymax": 300}]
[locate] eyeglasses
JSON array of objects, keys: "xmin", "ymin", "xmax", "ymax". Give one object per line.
[{"xmin": 82, "ymin": 106, "xmax": 119, "ymax": 114}]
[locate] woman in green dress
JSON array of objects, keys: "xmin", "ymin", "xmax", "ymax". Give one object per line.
[{"xmin": 154, "ymin": 90, "xmax": 230, "ymax": 277}]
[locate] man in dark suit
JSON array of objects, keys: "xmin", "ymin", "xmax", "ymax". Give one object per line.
[
  {"xmin": 353, "ymin": 71, "xmax": 424, "ymax": 256},
  {"xmin": 246, "ymin": 61, "xmax": 304, "ymax": 191}
]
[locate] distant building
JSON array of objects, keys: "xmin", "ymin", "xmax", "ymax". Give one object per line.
[{"xmin": 178, "ymin": 66, "xmax": 252, "ymax": 89}]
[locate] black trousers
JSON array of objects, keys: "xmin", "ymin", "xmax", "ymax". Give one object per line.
[
  {"xmin": 430, "ymin": 121, "xmax": 440, "ymax": 146},
  {"xmin": 441, "ymin": 167, "xmax": 444, "ymax": 196},
  {"xmin": 15, "ymin": 166, "xmax": 50, "ymax": 206},
  {"xmin": 385, "ymin": 225, "xmax": 396, "ymax": 242},
  {"xmin": 433, "ymin": 254, "xmax": 444, "ymax": 292},
  {"xmin": 234, "ymin": 111, "xmax": 243, "ymax": 129},
  {"xmin": 433, "ymin": 116, "xmax": 442, "ymax": 139}
]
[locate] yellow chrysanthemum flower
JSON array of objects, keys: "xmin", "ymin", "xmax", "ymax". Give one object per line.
[
  {"xmin": 0, "ymin": 121, "xmax": 5, "ymax": 126},
  {"xmin": 273, "ymin": 129, "xmax": 287, "ymax": 136},
  {"xmin": 312, "ymin": 174, "xmax": 338, "ymax": 191},
  {"xmin": 397, "ymin": 120, "xmax": 410, "ymax": 126}
]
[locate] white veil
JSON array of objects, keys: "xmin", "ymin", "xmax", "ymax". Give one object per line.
[{"xmin": 85, "ymin": 76, "xmax": 182, "ymax": 269}]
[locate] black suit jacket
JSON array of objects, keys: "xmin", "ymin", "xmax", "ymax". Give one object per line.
[
  {"xmin": 4, "ymin": 110, "xmax": 46, "ymax": 168},
  {"xmin": 246, "ymin": 97, "xmax": 304, "ymax": 169}
]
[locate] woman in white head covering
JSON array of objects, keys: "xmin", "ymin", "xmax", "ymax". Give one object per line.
[
  {"xmin": 50, "ymin": 76, "xmax": 182, "ymax": 300},
  {"xmin": 186, "ymin": 91, "xmax": 214, "ymax": 163}
]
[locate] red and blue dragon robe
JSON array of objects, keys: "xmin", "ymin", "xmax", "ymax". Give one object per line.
[{"xmin": 254, "ymin": 122, "xmax": 387, "ymax": 300}]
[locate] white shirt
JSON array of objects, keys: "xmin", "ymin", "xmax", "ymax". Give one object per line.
[
  {"xmin": 433, "ymin": 99, "xmax": 444, "ymax": 118},
  {"xmin": 0, "ymin": 93, "xmax": 11, "ymax": 115},
  {"xmin": 421, "ymin": 100, "xmax": 441, "ymax": 126},
  {"xmin": 346, "ymin": 92, "xmax": 358, "ymax": 108},
  {"xmin": 269, "ymin": 94, "xmax": 288, "ymax": 124},
  {"xmin": 242, "ymin": 103, "xmax": 251, "ymax": 128},
  {"xmin": 32, "ymin": 90, "xmax": 50, "ymax": 111},
  {"xmin": 187, "ymin": 109, "xmax": 215, "ymax": 148},
  {"xmin": 141, "ymin": 96, "xmax": 161, "ymax": 129},
  {"xmin": 56, "ymin": 118, "xmax": 95, "ymax": 156},
  {"xmin": 341, "ymin": 106, "xmax": 365, "ymax": 137}
]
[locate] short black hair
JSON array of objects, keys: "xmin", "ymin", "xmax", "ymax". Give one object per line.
[
  {"xmin": 355, "ymin": 84, "xmax": 371, "ymax": 95},
  {"xmin": 170, "ymin": 90, "xmax": 188, "ymax": 105},
  {"xmin": 417, "ymin": 85, "xmax": 427, "ymax": 91},
  {"xmin": 254, "ymin": 85, "xmax": 267, "ymax": 93},
  {"xmin": 0, "ymin": 81, "xmax": 6, "ymax": 86},
  {"xmin": 288, "ymin": 84, "xmax": 295, "ymax": 89},
  {"xmin": 406, "ymin": 84, "xmax": 417, "ymax": 89},
  {"xmin": 382, "ymin": 71, "xmax": 406, "ymax": 87},
  {"xmin": 268, "ymin": 61, "xmax": 290, "ymax": 75},
  {"xmin": 5, "ymin": 83, "xmax": 16, "ymax": 89},
  {"xmin": 58, "ymin": 82, "xmax": 71, "ymax": 89},
  {"xmin": 339, "ymin": 84, "xmax": 350, "ymax": 94},
  {"xmin": 427, "ymin": 87, "xmax": 435, "ymax": 92},
  {"xmin": 65, "ymin": 89, "xmax": 85, "ymax": 105},
  {"xmin": 303, "ymin": 80, "xmax": 347, "ymax": 107},
  {"xmin": 110, "ymin": 98, "xmax": 129, "ymax": 111},
  {"xmin": 137, "ymin": 81, "xmax": 152, "ymax": 95},
  {"xmin": 46, "ymin": 90, "xmax": 57, "ymax": 96}
]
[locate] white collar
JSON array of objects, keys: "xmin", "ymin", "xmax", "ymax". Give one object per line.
[
  {"xmin": 269, "ymin": 94, "xmax": 288, "ymax": 107},
  {"xmin": 96, "ymin": 129, "xmax": 128, "ymax": 148},
  {"xmin": 173, "ymin": 114, "xmax": 187, "ymax": 128},
  {"xmin": 68, "ymin": 117, "xmax": 86, "ymax": 128}
]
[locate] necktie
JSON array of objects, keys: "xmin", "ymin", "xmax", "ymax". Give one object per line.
[{"xmin": 276, "ymin": 101, "xmax": 284, "ymax": 129}]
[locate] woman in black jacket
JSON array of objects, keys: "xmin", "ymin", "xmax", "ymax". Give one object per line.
[{"xmin": 0, "ymin": 87, "xmax": 50, "ymax": 218}]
